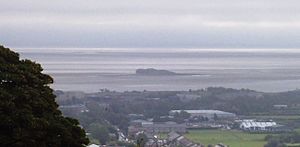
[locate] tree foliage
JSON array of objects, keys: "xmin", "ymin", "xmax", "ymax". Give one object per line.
[
  {"xmin": 87, "ymin": 123, "xmax": 109, "ymax": 145},
  {"xmin": 136, "ymin": 133, "xmax": 148, "ymax": 147},
  {"xmin": 0, "ymin": 46, "xmax": 89, "ymax": 147},
  {"xmin": 265, "ymin": 132, "xmax": 300, "ymax": 147},
  {"xmin": 264, "ymin": 139, "xmax": 287, "ymax": 147}
]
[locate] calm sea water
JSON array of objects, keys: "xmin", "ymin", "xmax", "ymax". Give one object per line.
[{"xmin": 16, "ymin": 48, "xmax": 300, "ymax": 92}]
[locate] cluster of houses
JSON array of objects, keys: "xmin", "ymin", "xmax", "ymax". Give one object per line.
[
  {"xmin": 166, "ymin": 132, "xmax": 204, "ymax": 147},
  {"xmin": 128, "ymin": 109, "xmax": 237, "ymax": 137},
  {"xmin": 57, "ymin": 91, "xmax": 293, "ymax": 147},
  {"xmin": 128, "ymin": 121, "xmax": 187, "ymax": 138},
  {"xmin": 126, "ymin": 109, "xmax": 292, "ymax": 147},
  {"xmin": 128, "ymin": 109, "xmax": 293, "ymax": 137},
  {"xmin": 127, "ymin": 109, "xmax": 237, "ymax": 147},
  {"xmin": 60, "ymin": 104, "xmax": 290, "ymax": 147}
]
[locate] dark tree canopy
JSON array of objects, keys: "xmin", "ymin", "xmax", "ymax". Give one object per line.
[{"xmin": 0, "ymin": 45, "xmax": 89, "ymax": 147}]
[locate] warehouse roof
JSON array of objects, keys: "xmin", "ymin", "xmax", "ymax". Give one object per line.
[
  {"xmin": 240, "ymin": 121, "xmax": 277, "ymax": 128},
  {"xmin": 170, "ymin": 110, "xmax": 235, "ymax": 115}
]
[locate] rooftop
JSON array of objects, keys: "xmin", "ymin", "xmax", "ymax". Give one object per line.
[{"xmin": 170, "ymin": 110, "xmax": 235, "ymax": 115}]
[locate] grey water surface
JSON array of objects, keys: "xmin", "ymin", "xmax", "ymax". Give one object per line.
[{"xmin": 16, "ymin": 48, "xmax": 300, "ymax": 92}]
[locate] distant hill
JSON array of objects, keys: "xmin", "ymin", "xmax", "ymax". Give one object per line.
[{"xmin": 135, "ymin": 68, "xmax": 178, "ymax": 76}]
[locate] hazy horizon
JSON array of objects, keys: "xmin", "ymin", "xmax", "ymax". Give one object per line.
[
  {"xmin": 2, "ymin": 0, "xmax": 300, "ymax": 92},
  {"xmin": 1, "ymin": 0, "xmax": 300, "ymax": 49}
]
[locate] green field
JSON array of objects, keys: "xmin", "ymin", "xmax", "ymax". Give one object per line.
[{"xmin": 185, "ymin": 129, "xmax": 270, "ymax": 147}]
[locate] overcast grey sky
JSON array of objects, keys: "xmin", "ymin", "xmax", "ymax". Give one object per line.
[{"xmin": 1, "ymin": 0, "xmax": 300, "ymax": 48}]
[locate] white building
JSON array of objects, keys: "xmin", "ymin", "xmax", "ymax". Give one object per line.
[
  {"xmin": 87, "ymin": 144, "xmax": 99, "ymax": 147},
  {"xmin": 239, "ymin": 120, "xmax": 277, "ymax": 131}
]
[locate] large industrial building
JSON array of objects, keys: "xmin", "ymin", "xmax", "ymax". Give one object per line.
[
  {"xmin": 169, "ymin": 110, "xmax": 236, "ymax": 120},
  {"xmin": 239, "ymin": 119, "xmax": 291, "ymax": 132},
  {"xmin": 240, "ymin": 120, "xmax": 276, "ymax": 131}
]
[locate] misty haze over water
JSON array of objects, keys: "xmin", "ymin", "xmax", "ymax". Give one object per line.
[{"xmin": 16, "ymin": 48, "xmax": 300, "ymax": 92}]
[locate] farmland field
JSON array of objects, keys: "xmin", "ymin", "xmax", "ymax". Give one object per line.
[{"xmin": 185, "ymin": 129, "xmax": 270, "ymax": 147}]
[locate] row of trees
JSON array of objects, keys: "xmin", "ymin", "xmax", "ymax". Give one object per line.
[{"xmin": 264, "ymin": 132, "xmax": 300, "ymax": 147}]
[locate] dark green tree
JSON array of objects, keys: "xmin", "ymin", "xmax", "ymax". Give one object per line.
[
  {"xmin": 136, "ymin": 133, "xmax": 148, "ymax": 147},
  {"xmin": 264, "ymin": 139, "xmax": 287, "ymax": 147},
  {"xmin": 213, "ymin": 113, "xmax": 218, "ymax": 121},
  {"xmin": 0, "ymin": 46, "xmax": 89, "ymax": 147}
]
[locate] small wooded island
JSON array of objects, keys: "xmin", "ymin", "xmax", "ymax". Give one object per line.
[{"xmin": 135, "ymin": 68, "xmax": 178, "ymax": 75}]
